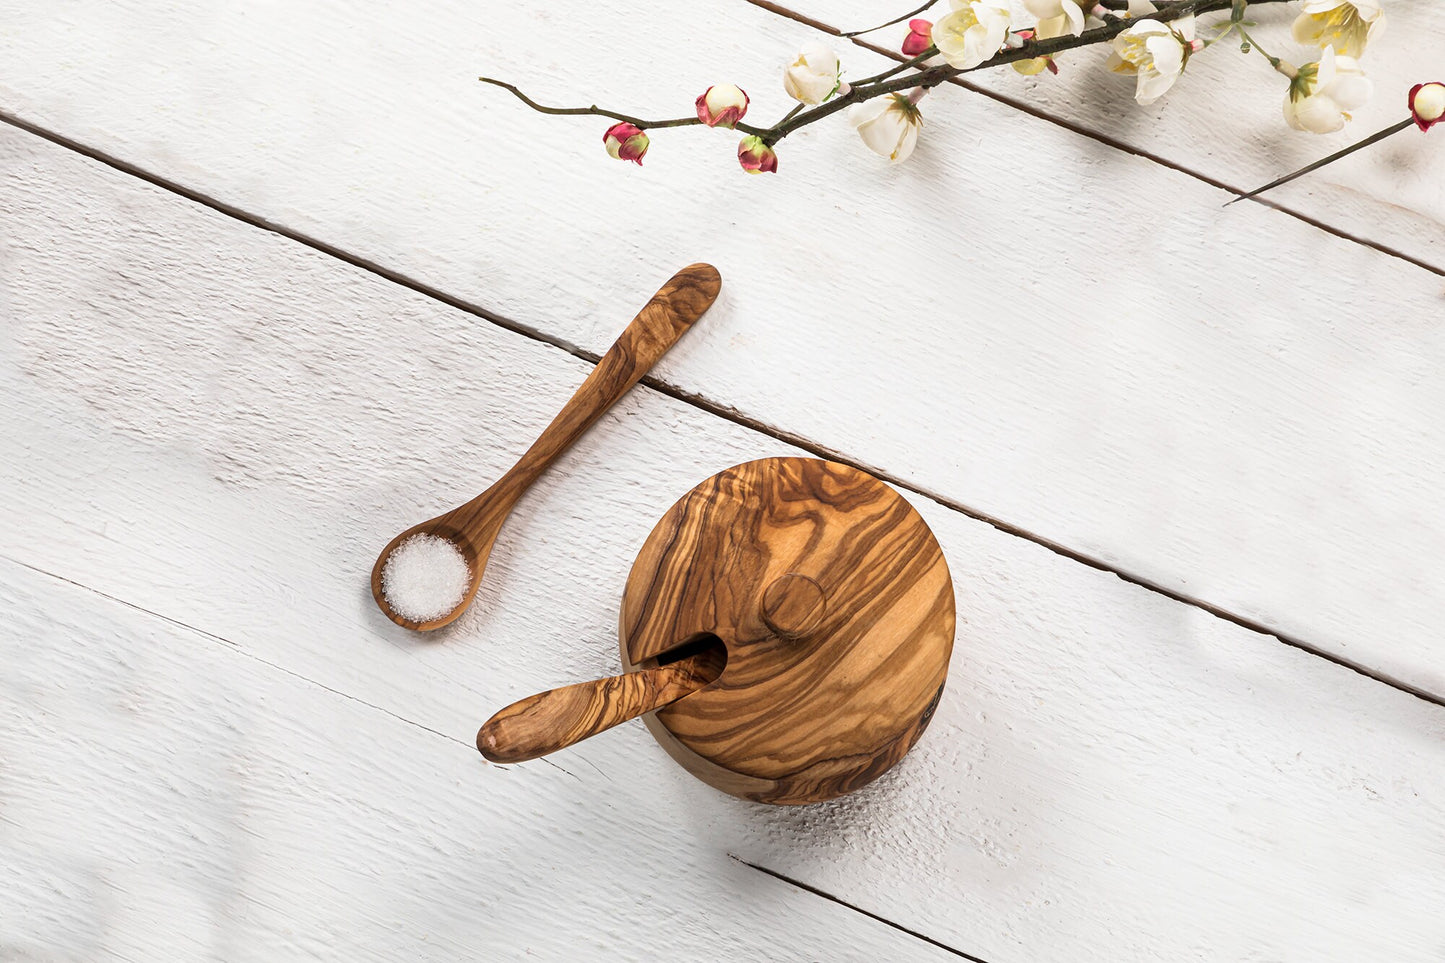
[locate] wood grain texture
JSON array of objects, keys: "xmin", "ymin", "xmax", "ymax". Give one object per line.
[
  {"xmin": 369, "ymin": 262, "xmax": 720, "ymax": 630},
  {"xmin": 6, "ymin": 122, "xmax": 1445, "ymax": 961},
  {"xmin": 2, "ymin": 1, "xmax": 1443, "ymax": 697},
  {"xmin": 477, "ymin": 642, "xmax": 725, "ymax": 763},
  {"xmin": 621, "ymin": 457, "xmax": 955, "ymax": 804}
]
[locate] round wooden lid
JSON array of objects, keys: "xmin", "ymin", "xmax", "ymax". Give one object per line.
[{"xmin": 619, "ymin": 457, "xmax": 955, "ymax": 804}]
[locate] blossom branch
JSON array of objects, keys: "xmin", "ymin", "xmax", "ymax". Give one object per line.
[
  {"xmin": 480, "ymin": 0, "xmax": 1361, "ymax": 174},
  {"xmin": 761, "ymin": 0, "xmax": 1290, "ymax": 144}
]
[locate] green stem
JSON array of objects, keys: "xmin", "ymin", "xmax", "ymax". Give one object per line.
[
  {"xmin": 1234, "ymin": 25, "xmax": 1281, "ymax": 68},
  {"xmin": 1200, "ymin": 19, "xmax": 1239, "ymax": 47}
]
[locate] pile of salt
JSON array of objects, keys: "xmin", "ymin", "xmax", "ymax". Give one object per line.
[{"xmin": 381, "ymin": 533, "xmax": 471, "ymax": 622}]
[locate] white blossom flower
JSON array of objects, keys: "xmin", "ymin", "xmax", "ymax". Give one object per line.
[
  {"xmin": 1023, "ymin": 0, "xmax": 1085, "ymax": 39},
  {"xmin": 1106, "ymin": 15, "xmax": 1196, "ymax": 105},
  {"xmin": 1292, "ymin": 0, "xmax": 1384, "ymax": 58},
  {"xmin": 933, "ymin": 0, "xmax": 1012, "ymax": 69},
  {"xmin": 849, "ymin": 93, "xmax": 923, "ymax": 163},
  {"xmin": 783, "ymin": 42, "xmax": 842, "ymax": 105},
  {"xmin": 1283, "ymin": 46, "xmax": 1372, "ymax": 133}
]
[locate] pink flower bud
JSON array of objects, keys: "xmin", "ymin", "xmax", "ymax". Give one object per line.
[
  {"xmin": 902, "ymin": 19, "xmax": 933, "ymax": 56},
  {"xmin": 1410, "ymin": 82, "xmax": 1445, "ymax": 132},
  {"xmin": 737, "ymin": 135, "xmax": 778, "ymax": 175},
  {"xmin": 695, "ymin": 84, "xmax": 750, "ymax": 128},
  {"xmin": 603, "ymin": 122, "xmax": 650, "ymax": 165}
]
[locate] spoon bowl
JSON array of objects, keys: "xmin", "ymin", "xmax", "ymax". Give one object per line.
[
  {"xmin": 370, "ymin": 519, "xmax": 490, "ymax": 631},
  {"xmin": 372, "ymin": 263, "xmax": 721, "ymax": 630}
]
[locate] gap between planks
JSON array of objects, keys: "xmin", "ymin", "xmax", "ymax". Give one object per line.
[
  {"xmin": 731, "ymin": 856, "xmax": 993, "ymax": 962},
  {"xmin": 740, "ymin": 0, "xmax": 1445, "ymax": 279},
  {"xmin": 5, "ymin": 110, "xmax": 1443, "ymax": 716},
  {"xmin": 0, "ymin": 554, "xmax": 465, "ymax": 748},
  {"xmin": 0, "ymin": 553, "xmax": 587, "ymax": 780},
  {"xmin": 2, "ymin": 549, "xmax": 984, "ymax": 958}
]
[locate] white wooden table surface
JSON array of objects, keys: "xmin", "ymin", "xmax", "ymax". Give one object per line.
[{"xmin": 3, "ymin": 2, "xmax": 1443, "ymax": 960}]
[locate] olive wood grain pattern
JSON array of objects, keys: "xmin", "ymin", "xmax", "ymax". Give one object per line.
[
  {"xmin": 476, "ymin": 642, "xmax": 725, "ymax": 764},
  {"xmin": 620, "ymin": 457, "xmax": 956, "ymax": 805},
  {"xmin": 371, "ymin": 262, "xmax": 721, "ymax": 630}
]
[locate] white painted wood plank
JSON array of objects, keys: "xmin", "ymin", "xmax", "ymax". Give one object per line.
[
  {"xmin": 3, "ymin": 2, "xmax": 1442, "ymax": 698},
  {"xmin": 0, "ymin": 561, "xmax": 963, "ymax": 962},
  {"xmin": 4, "ymin": 121, "xmax": 1445, "ymax": 961},
  {"xmin": 776, "ymin": 0, "xmax": 1445, "ymax": 265}
]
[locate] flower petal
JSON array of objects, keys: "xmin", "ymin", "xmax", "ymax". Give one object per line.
[
  {"xmin": 1022, "ymin": 0, "xmax": 1062, "ymax": 18},
  {"xmin": 1135, "ymin": 67, "xmax": 1179, "ymax": 104},
  {"xmin": 1296, "ymin": 93, "xmax": 1347, "ymax": 133},
  {"xmin": 1062, "ymin": 0, "xmax": 1085, "ymax": 35},
  {"xmin": 1327, "ymin": 72, "xmax": 1373, "ymax": 110}
]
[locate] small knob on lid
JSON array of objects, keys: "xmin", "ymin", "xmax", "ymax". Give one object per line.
[{"xmin": 760, "ymin": 573, "xmax": 827, "ymax": 639}]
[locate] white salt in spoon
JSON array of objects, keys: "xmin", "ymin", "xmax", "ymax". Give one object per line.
[{"xmin": 371, "ymin": 263, "xmax": 722, "ymax": 630}]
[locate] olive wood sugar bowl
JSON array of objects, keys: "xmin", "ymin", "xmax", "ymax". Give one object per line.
[{"xmin": 478, "ymin": 456, "xmax": 956, "ymax": 805}]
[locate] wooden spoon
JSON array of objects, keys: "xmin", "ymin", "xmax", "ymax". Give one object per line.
[
  {"xmin": 371, "ymin": 263, "xmax": 722, "ymax": 630},
  {"xmin": 477, "ymin": 636, "xmax": 726, "ymax": 763}
]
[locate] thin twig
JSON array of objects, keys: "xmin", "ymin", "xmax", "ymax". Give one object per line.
[
  {"xmin": 1225, "ymin": 117, "xmax": 1415, "ymax": 205},
  {"xmin": 841, "ymin": 0, "xmax": 938, "ymax": 37},
  {"xmin": 776, "ymin": 103, "xmax": 807, "ymax": 126},
  {"xmin": 477, "ymin": 77, "xmax": 768, "ymax": 136},
  {"xmin": 848, "ymin": 48, "xmax": 939, "ymax": 88}
]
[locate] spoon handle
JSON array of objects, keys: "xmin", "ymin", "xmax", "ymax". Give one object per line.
[
  {"xmin": 481, "ymin": 263, "xmax": 721, "ymax": 512},
  {"xmin": 477, "ymin": 650, "xmax": 718, "ymax": 764}
]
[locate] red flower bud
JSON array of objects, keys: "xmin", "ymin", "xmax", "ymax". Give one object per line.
[
  {"xmin": 603, "ymin": 122, "xmax": 650, "ymax": 165},
  {"xmin": 1409, "ymin": 82, "xmax": 1445, "ymax": 132},
  {"xmin": 902, "ymin": 19, "xmax": 933, "ymax": 56},
  {"xmin": 695, "ymin": 84, "xmax": 750, "ymax": 129},
  {"xmin": 737, "ymin": 135, "xmax": 778, "ymax": 175}
]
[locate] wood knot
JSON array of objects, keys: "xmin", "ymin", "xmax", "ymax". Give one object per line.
[{"xmin": 760, "ymin": 573, "xmax": 826, "ymax": 639}]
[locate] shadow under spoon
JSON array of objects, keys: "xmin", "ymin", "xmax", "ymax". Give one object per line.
[{"xmin": 371, "ymin": 262, "xmax": 722, "ymax": 630}]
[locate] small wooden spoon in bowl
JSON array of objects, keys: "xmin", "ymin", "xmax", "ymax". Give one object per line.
[
  {"xmin": 371, "ymin": 263, "xmax": 722, "ymax": 630},
  {"xmin": 477, "ymin": 634, "xmax": 726, "ymax": 763}
]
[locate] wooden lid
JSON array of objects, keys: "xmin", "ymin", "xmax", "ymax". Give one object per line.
[{"xmin": 620, "ymin": 457, "xmax": 955, "ymax": 804}]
